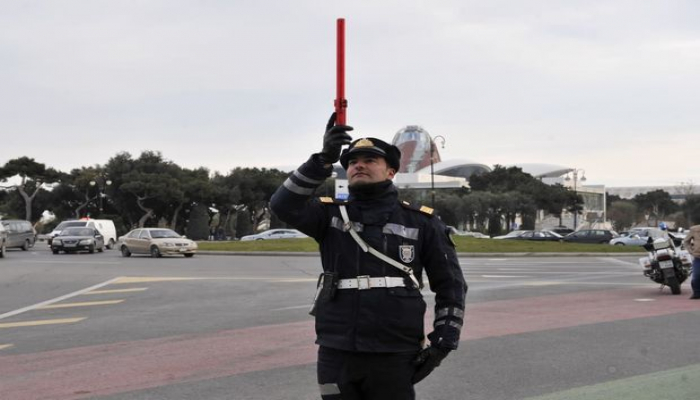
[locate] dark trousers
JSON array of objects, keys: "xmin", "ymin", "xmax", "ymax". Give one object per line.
[
  {"xmin": 317, "ymin": 346, "xmax": 418, "ymax": 400},
  {"xmin": 692, "ymin": 257, "xmax": 700, "ymax": 295}
]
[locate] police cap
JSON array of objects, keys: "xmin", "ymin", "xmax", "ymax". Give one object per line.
[{"xmin": 339, "ymin": 137, "xmax": 402, "ymax": 171}]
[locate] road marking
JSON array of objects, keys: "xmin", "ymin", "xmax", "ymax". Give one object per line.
[
  {"xmin": 112, "ymin": 276, "xmax": 312, "ymax": 284},
  {"xmin": 37, "ymin": 300, "xmax": 125, "ymax": 309},
  {"xmin": 0, "ymin": 344, "xmax": 13, "ymax": 350},
  {"xmin": 0, "ymin": 318, "xmax": 86, "ymax": 328},
  {"xmin": 22, "ymin": 260, "xmax": 121, "ymax": 265},
  {"xmin": 634, "ymin": 298, "xmax": 656, "ymax": 302},
  {"xmin": 481, "ymin": 275, "xmax": 529, "ymax": 278},
  {"xmin": 83, "ymin": 288, "xmax": 149, "ymax": 295},
  {"xmin": 0, "ymin": 277, "xmax": 123, "ymax": 320}
]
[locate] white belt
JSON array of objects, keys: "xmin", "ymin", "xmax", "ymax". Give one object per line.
[{"xmin": 337, "ymin": 276, "xmax": 407, "ymax": 290}]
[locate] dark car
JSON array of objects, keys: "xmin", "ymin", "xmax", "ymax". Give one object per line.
[
  {"xmin": 503, "ymin": 230, "xmax": 563, "ymax": 242},
  {"xmin": 51, "ymin": 227, "xmax": 105, "ymax": 254},
  {"xmin": 562, "ymin": 229, "xmax": 619, "ymax": 244}
]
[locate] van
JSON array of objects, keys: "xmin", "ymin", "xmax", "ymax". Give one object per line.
[
  {"xmin": 0, "ymin": 219, "xmax": 36, "ymax": 250},
  {"xmin": 49, "ymin": 219, "xmax": 118, "ymax": 249}
]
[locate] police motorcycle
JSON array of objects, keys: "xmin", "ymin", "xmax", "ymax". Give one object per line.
[{"xmin": 638, "ymin": 236, "xmax": 692, "ymax": 295}]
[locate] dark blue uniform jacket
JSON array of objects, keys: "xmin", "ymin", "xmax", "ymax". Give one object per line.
[{"xmin": 270, "ymin": 155, "xmax": 467, "ymax": 353}]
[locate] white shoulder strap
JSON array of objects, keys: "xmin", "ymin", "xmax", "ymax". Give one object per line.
[{"xmin": 339, "ymin": 205, "xmax": 420, "ymax": 288}]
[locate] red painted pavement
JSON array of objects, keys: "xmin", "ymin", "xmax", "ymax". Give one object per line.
[{"xmin": 0, "ymin": 287, "xmax": 697, "ymax": 399}]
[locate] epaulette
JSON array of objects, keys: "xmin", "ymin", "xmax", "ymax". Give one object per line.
[
  {"xmin": 318, "ymin": 197, "xmax": 348, "ymax": 205},
  {"xmin": 400, "ymin": 201, "xmax": 434, "ymax": 217}
]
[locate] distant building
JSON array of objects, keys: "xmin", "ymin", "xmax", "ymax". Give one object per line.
[{"xmin": 388, "ymin": 125, "xmax": 607, "ymax": 230}]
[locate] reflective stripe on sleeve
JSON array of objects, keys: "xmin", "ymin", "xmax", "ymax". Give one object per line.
[
  {"xmin": 319, "ymin": 383, "xmax": 341, "ymax": 396},
  {"xmin": 436, "ymin": 307, "xmax": 465, "ymax": 319},
  {"xmin": 283, "ymin": 178, "xmax": 316, "ymax": 195},
  {"xmin": 294, "ymin": 170, "xmax": 325, "ymax": 185}
]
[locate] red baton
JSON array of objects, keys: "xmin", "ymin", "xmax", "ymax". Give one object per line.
[{"xmin": 335, "ymin": 18, "xmax": 347, "ymax": 125}]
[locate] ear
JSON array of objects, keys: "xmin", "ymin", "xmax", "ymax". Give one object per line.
[{"xmin": 387, "ymin": 168, "xmax": 397, "ymax": 179}]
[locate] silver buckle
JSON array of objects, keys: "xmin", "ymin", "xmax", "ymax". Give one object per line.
[{"xmin": 357, "ymin": 275, "xmax": 371, "ymax": 290}]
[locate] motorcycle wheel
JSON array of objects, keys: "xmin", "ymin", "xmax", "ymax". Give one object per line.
[{"xmin": 666, "ymin": 276, "xmax": 681, "ymax": 295}]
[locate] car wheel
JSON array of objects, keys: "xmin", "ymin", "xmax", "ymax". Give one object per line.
[
  {"xmin": 183, "ymin": 253, "xmax": 194, "ymax": 258},
  {"xmin": 0, "ymin": 243, "xmax": 5, "ymax": 258},
  {"xmin": 88, "ymin": 245, "xmax": 95, "ymax": 254},
  {"xmin": 615, "ymin": 243, "xmax": 625, "ymax": 246},
  {"xmin": 121, "ymin": 245, "xmax": 131, "ymax": 257},
  {"xmin": 98, "ymin": 245, "xmax": 104, "ymax": 253},
  {"xmin": 21, "ymin": 239, "xmax": 30, "ymax": 251},
  {"xmin": 106, "ymin": 239, "xmax": 115, "ymax": 250},
  {"xmin": 52, "ymin": 248, "xmax": 59, "ymax": 254},
  {"xmin": 150, "ymin": 246, "xmax": 162, "ymax": 258}
]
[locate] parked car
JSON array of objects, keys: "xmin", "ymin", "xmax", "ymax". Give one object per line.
[
  {"xmin": 0, "ymin": 219, "xmax": 36, "ymax": 250},
  {"xmin": 447, "ymin": 226, "xmax": 489, "ymax": 238},
  {"xmin": 240, "ymin": 229, "xmax": 308, "ymax": 241},
  {"xmin": 562, "ymin": 229, "xmax": 619, "ymax": 244},
  {"xmin": 492, "ymin": 230, "xmax": 527, "ymax": 239},
  {"xmin": 609, "ymin": 227, "xmax": 668, "ymax": 246},
  {"xmin": 48, "ymin": 219, "xmax": 118, "ymax": 248},
  {"xmin": 0, "ymin": 222, "xmax": 7, "ymax": 258},
  {"xmin": 502, "ymin": 230, "xmax": 563, "ymax": 242},
  {"xmin": 51, "ymin": 227, "xmax": 105, "ymax": 254},
  {"xmin": 118, "ymin": 228, "xmax": 197, "ymax": 258}
]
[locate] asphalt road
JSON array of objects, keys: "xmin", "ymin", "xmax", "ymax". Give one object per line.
[{"xmin": 1, "ymin": 246, "xmax": 699, "ymax": 400}]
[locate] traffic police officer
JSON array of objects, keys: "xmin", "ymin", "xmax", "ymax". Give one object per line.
[{"xmin": 270, "ymin": 115, "xmax": 468, "ymax": 400}]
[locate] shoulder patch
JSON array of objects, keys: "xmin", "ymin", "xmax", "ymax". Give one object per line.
[{"xmin": 400, "ymin": 201, "xmax": 435, "ymax": 217}]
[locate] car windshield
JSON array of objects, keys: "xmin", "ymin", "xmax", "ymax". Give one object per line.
[
  {"xmin": 60, "ymin": 228, "xmax": 93, "ymax": 236},
  {"xmin": 149, "ymin": 229, "xmax": 181, "ymax": 239},
  {"xmin": 56, "ymin": 221, "xmax": 86, "ymax": 230}
]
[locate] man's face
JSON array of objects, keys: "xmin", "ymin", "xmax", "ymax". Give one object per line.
[{"xmin": 346, "ymin": 153, "xmax": 396, "ymax": 187}]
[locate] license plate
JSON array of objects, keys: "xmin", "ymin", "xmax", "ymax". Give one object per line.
[
  {"xmin": 64, "ymin": 243, "xmax": 76, "ymax": 247},
  {"xmin": 179, "ymin": 248, "xmax": 187, "ymax": 252},
  {"xmin": 659, "ymin": 260, "xmax": 674, "ymax": 270}
]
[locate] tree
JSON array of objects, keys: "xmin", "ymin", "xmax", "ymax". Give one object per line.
[
  {"xmin": 217, "ymin": 167, "xmax": 289, "ymax": 233},
  {"xmin": 0, "ymin": 157, "xmax": 61, "ymax": 222},
  {"xmin": 607, "ymin": 201, "xmax": 638, "ymax": 232},
  {"xmin": 632, "ymin": 189, "xmax": 678, "ymax": 226},
  {"xmin": 107, "ymin": 151, "xmax": 185, "ymax": 228},
  {"xmin": 682, "ymin": 195, "xmax": 700, "ymax": 226}
]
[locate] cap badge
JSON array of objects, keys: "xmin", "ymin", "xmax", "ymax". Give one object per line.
[{"xmin": 354, "ymin": 138, "xmax": 374, "ymax": 148}]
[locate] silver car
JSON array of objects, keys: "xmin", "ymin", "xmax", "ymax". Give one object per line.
[
  {"xmin": 118, "ymin": 228, "xmax": 197, "ymax": 258},
  {"xmin": 240, "ymin": 229, "xmax": 308, "ymax": 241},
  {"xmin": 609, "ymin": 227, "xmax": 668, "ymax": 246}
]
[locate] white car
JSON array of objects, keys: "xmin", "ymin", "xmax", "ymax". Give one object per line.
[{"xmin": 240, "ymin": 229, "xmax": 308, "ymax": 241}]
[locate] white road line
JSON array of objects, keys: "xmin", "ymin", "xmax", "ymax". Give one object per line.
[{"xmin": 0, "ymin": 277, "xmax": 123, "ymax": 320}]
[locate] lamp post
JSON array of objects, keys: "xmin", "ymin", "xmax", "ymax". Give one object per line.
[
  {"xmin": 90, "ymin": 176, "xmax": 112, "ymax": 217},
  {"xmin": 429, "ymin": 135, "xmax": 446, "ymax": 208},
  {"xmin": 565, "ymin": 169, "xmax": 586, "ymax": 230}
]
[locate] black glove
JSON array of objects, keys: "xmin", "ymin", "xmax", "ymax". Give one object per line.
[
  {"xmin": 412, "ymin": 346, "xmax": 451, "ymax": 384},
  {"xmin": 319, "ymin": 113, "xmax": 353, "ymax": 164}
]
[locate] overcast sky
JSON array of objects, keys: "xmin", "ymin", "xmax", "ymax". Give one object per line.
[{"xmin": 2, "ymin": 0, "xmax": 699, "ymax": 188}]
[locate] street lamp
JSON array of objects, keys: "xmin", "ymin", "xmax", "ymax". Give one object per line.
[
  {"xmin": 90, "ymin": 176, "xmax": 112, "ymax": 217},
  {"xmin": 429, "ymin": 135, "xmax": 446, "ymax": 208},
  {"xmin": 565, "ymin": 169, "xmax": 586, "ymax": 230}
]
